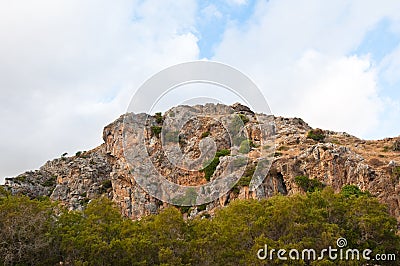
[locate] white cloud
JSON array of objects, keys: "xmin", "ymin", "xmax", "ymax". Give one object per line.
[
  {"xmin": 379, "ymin": 44, "xmax": 400, "ymax": 85},
  {"xmin": 292, "ymin": 52, "xmax": 382, "ymax": 136},
  {"xmin": 2, "ymin": 0, "xmax": 400, "ymax": 184},
  {"xmin": 213, "ymin": 0, "xmax": 400, "ymax": 139},
  {"xmin": 226, "ymin": 0, "xmax": 248, "ymax": 6},
  {"xmin": 0, "ymin": 0, "xmax": 199, "ymax": 183},
  {"xmin": 201, "ymin": 4, "xmax": 223, "ymax": 20}
]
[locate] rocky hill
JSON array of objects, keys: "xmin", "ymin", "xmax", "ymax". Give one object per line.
[{"xmin": 3, "ymin": 103, "xmax": 400, "ymax": 226}]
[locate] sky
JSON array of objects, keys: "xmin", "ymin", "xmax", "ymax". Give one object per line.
[{"xmin": 1, "ymin": 0, "xmax": 400, "ymax": 183}]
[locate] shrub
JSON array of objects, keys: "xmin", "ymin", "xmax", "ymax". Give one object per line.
[
  {"xmin": 382, "ymin": 146, "xmax": 390, "ymax": 152},
  {"xmin": 231, "ymin": 185, "xmax": 240, "ymax": 195},
  {"xmin": 294, "ymin": 175, "xmax": 325, "ymax": 192},
  {"xmin": 200, "ymin": 149, "xmax": 230, "ymax": 181},
  {"xmin": 151, "ymin": 126, "xmax": 162, "ymax": 136},
  {"xmin": 393, "ymin": 166, "xmax": 400, "ymax": 178},
  {"xmin": 171, "ymin": 188, "xmax": 198, "ymax": 206},
  {"xmin": 15, "ymin": 175, "xmax": 27, "ymax": 183},
  {"xmin": 216, "ymin": 149, "xmax": 230, "ymax": 157},
  {"xmin": 201, "ymin": 131, "xmax": 210, "ymax": 138},
  {"xmin": 197, "ymin": 204, "xmax": 207, "ymax": 211},
  {"xmin": 239, "ymin": 139, "xmax": 252, "ymax": 154},
  {"xmin": 233, "ymin": 135, "xmax": 247, "ymax": 146},
  {"xmin": 102, "ymin": 179, "xmax": 112, "ymax": 189},
  {"xmin": 232, "ymin": 164, "xmax": 256, "ymax": 192},
  {"xmin": 42, "ymin": 176, "xmax": 56, "ymax": 187},
  {"xmin": 393, "ymin": 139, "xmax": 400, "ymax": 151},
  {"xmin": 232, "ymin": 156, "xmax": 247, "ymax": 167},
  {"xmin": 277, "ymin": 145, "xmax": 289, "ymax": 151},
  {"xmin": 178, "ymin": 206, "xmax": 191, "ymax": 214},
  {"xmin": 236, "ymin": 176, "xmax": 252, "ymax": 187},
  {"xmin": 262, "ymin": 145, "xmax": 271, "ymax": 150},
  {"xmin": 75, "ymin": 151, "xmax": 82, "ymax": 157},
  {"xmin": 201, "ymin": 157, "xmax": 220, "ymax": 182},
  {"xmin": 80, "ymin": 197, "xmax": 91, "ymax": 206},
  {"xmin": 341, "ymin": 185, "xmax": 370, "ymax": 198},
  {"xmin": 307, "ymin": 129, "xmax": 325, "ymax": 142},
  {"xmin": 229, "ymin": 115, "xmax": 245, "ymax": 136},
  {"xmin": 238, "ymin": 113, "xmax": 249, "ymax": 124},
  {"xmin": 155, "ymin": 112, "xmax": 163, "ymax": 124},
  {"xmin": 243, "ymin": 164, "xmax": 256, "ymax": 177},
  {"xmin": 330, "ymin": 138, "xmax": 341, "ymax": 145}
]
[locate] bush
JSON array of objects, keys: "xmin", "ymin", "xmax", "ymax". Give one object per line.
[
  {"xmin": 15, "ymin": 175, "xmax": 27, "ymax": 183},
  {"xmin": 102, "ymin": 179, "xmax": 112, "ymax": 189},
  {"xmin": 393, "ymin": 139, "xmax": 400, "ymax": 151},
  {"xmin": 178, "ymin": 206, "xmax": 191, "ymax": 214},
  {"xmin": 201, "ymin": 131, "xmax": 210, "ymax": 138},
  {"xmin": 243, "ymin": 164, "xmax": 256, "ymax": 177},
  {"xmin": 393, "ymin": 166, "xmax": 400, "ymax": 178},
  {"xmin": 277, "ymin": 145, "xmax": 289, "ymax": 151},
  {"xmin": 307, "ymin": 129, "xmax": 325, "ymax": 142},
  {"xmin": 201, "ymin": 157, "xmax": 220, "ymax": 182},
  {"xmin": 238, "ymin": 113, "xmax": 249, "ymax": 124},
  {"xmin": 341, "ymin": 184, "xmax": 370, "ymax": 198},
  {"xmin": 232, "ymin": 164, "xmax": 256, "ymax": 192},
  {"xmin": 42, "ymin": 176, "xmax": 57, "ymax": 187},
  {"xmin": 294, "ymin": 175, "xmax": 325, "ymax": 192},
  {"xmin": 216, "ymin": 149, "xmax": 230, "ymax": 157},
  {"xmin": 155, "ymin": 112, "xmax": 163, "ymax": 124},
  {"xmin": 232, "ymin": 135, "xmax": 247, "ymax": 146},
  {"xmin": 200, "ymin": 149, "xmax": 231, "ymax": 181},
  {"xmin": 239, "ymin": 139, "xmax": 252, "ymax": 154},
  {"xmin": 100, "ymin": 180, "xmax": 112, "ymax": 193},
  {"xmin": 382, "ymin": 146, "xmax": 390, "ymax": 152},
  {"xmin": 197, "ymin": 204, "xmax": 207, "ymax": 212},
  {"xmin": 236, "ymin": 176, "xmax": 252, "ymax": 187},
  {"xmin": 151, "ymin": 126, "xmax": 162, "ymax": 136},
  {"xmin": 232, "ymin": 156, "xmax": 247, "ymax": 167},
  {"xmin": 229, "ymin": 115, "xmax": 245, "ymax": 136}
]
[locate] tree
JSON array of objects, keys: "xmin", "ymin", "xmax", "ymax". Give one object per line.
[{"xmin": 0, "ymin": 195, "xmax": 59, "ymax": 265}]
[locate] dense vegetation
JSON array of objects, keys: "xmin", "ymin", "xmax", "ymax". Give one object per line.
[{"xmin": 0, "ymin": 186, "xmax": 399, "ymax": 265}]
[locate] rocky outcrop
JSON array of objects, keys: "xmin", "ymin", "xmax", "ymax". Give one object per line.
[
  {"xmin": 3, "ymin": 103, "xmax": 400, "ymax": 225},
  {"xmin": 5, "ymin": 146, "xmax": 113, "ymax": 211}
]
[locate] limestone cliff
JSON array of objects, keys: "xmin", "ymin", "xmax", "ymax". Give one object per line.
[{"xmin": 3, "ymin": 103, "xmax": 400, "ymax": 226}]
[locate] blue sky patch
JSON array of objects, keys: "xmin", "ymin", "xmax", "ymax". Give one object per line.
[
  {"xmin": 196, "ymin": 0, "xmax": 257, "ymax": 59},
  {"xmin": 354, "ymin": 18, "xmax": 400, "ymax": 63}
]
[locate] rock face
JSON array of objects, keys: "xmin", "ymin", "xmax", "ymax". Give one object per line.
[
  {"xmin": 5, "ymin": 146, "xmax": 113, "ymax": 211},
  {"xmin": 3, "ymin": 104, "xmax": 400, "ymax": 225}
]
